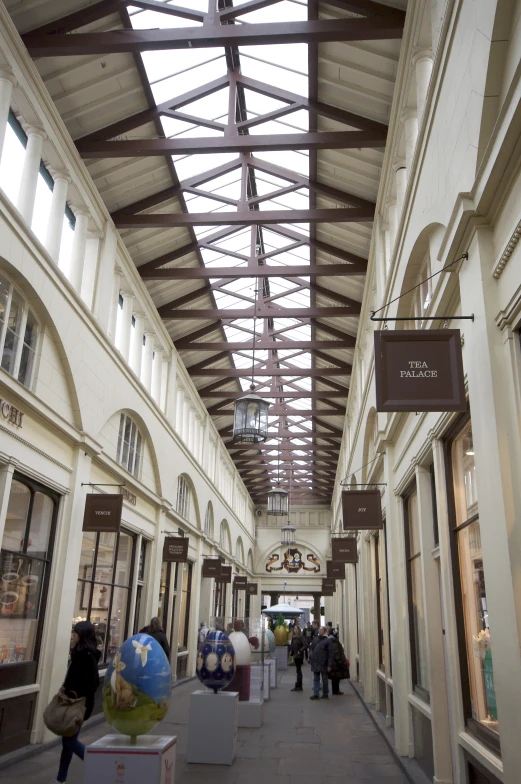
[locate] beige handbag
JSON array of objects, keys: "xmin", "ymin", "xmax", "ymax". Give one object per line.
[{"xmin": 43, "ymin": 691, "xmax": 86, "ymax": 737}]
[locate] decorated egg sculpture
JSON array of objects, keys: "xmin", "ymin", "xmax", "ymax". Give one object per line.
[
  {"xmin": 103, "ymin": 634, "xmax": 171, "ymax": 738},
  {"xmin": 266, "ymin": 628, "xmax": 276, "ymax": 656},
  {"xmin": 196, "ymin": 630, "xmax": 236, "ymax": 694}
]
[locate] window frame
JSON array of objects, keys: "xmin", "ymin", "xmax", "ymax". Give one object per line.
[
  {"xmin": 444, "ymin": 413, "xmax": 501, "ymax": 755},
  {"xmin": 116, "ymin": 413, "xmax": 143, "ymax": 478},
  {"xmin": 0, "ymin": 272, "xmax": 40, "ymax": 389},
  {"xmin": 176, "ymin": 476, "xmax": 189, "ymax": 519}
]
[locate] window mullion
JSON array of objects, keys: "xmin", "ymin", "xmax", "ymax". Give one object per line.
[{"xmin": 12, "ymin": 304, "xmax": 28, "ymax": 380}]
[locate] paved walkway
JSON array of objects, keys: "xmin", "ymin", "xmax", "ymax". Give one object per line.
[{"xmin": 2, "ymin": 663, "xmax": 408, "ymax": 784}]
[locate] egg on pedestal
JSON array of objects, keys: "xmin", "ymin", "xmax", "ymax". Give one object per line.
[
  {"xmin": 196, "ymin": 630, "xmax": 236, "ymax": 694},
  {"xmin": 224, "ymin": 628, "xmax": 251, "ymax": 701},
  {"xmin": 265, "ymin": 629, "xmax": 276, "ymax": 656},
  {"xmin": 103, "ymin": 634, "xmax": 171, "ymax": 739}
]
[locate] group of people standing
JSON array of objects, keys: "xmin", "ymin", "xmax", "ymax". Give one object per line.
[{"xmin": 289, "ymin": 621, "xmax": 350, "ymax": 698}]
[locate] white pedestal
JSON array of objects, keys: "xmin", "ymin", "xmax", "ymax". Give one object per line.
[
  {"xmin": 276, "ymin": 645, "xmax": 288, "ymax": 671},
  {"xmin": 263, "ymin": 663, "xmax": 271, "ymax": 700},
  {"xmin": 238, "ymin": 699, "xmax": 263, "ymax": 728},
  {"xmin": 85, "ymin": 734, "xmax": 176, "ymax": 784},
  {"xmin": 187, "ymin": 690, "xmax": 238, "ymax": 765},
  {"xmin": 266, "ymin": 657, "xmax": 277, "ymax": 688},
  {"xmin": 249, "ymin": 663, "xmax": 264, "ymax": 702}
]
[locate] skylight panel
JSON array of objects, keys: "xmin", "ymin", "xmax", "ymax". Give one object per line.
[
  {"xmin": 235, "ymin": 1, "xmax": 307, "ymax": 24},
  {"xmin": 175, "ymin": 153, "xmax": 237, "ymax": 180},
  {"xmin": 240, "ymin": 44, "xmax": 308, "ymax": 76},
  {"xmin": 256, "ymin": 150, "xmax": 309, "ymax": 177},
  {"xmin": 128, "ymin": 8, "xmax": 203, "ymax": 29},
  {"xmin": 239, "ymin": 58, "xmax": 308, "ymax": 99},
  {"xmin": 151, "ymin": 56, "xmax": 228, "ymax": 105}
]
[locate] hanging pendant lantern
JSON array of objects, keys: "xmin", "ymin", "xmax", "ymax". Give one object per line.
[
  {"xmin": 267, "ymin": 487, "xmax": 289, "ymax": 516},
  {"xmin": 281, "ymin": 522, "xmax": 296, "ymax": 546},
  {"xmin": 232, "ymin": 391, "xmax": 269, "ymax": 443},
  {"xmin": 232, "ymin": 287, "xmax": 270, "ymax": 444}
]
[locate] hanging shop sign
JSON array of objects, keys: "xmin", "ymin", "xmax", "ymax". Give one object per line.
[
  {"xmin": 331, "ymin": 538, "xmax": 358, "ymax": 563},
  {"xmin": 322, "ymin": 578, "xmax": 335, "ymax": 595},
  {"xmin": 246, "ymin": 583, "xmax": 258, "ymax": 596},
  {"xmin": 202, "ymin": 558, "xmax": 222, "ymax": 578},
  {"xmin": 82, "ymin": 493, "xmax": 123, "ymax": 533},
  {"xmin": 0, "ymin": 397, "xmax": 24, "ymax": 428},
  {"xmin": 220, "ymin": 565, "xmax": 232, "ymax": 584},
  {"xmin": 233, "ymin": 576, "xmax": 248, "ymax": 590},
  {"xmin": 342, "ymin": 489, "xmax": 383, "ymax": 531},
  {"xmin": 326, "ymin": 561, "xmax": 346, "ymax": 580},
  {"xmin": 162, "ymin": 537, "xmax": 189, "ymax": 562},
  {"xmin": 374, "ymin": 329, "xmax": 466, "ymax": 412}
]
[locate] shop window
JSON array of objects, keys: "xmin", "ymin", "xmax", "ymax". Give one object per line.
[
  {"xmin": 383, "ymin": 522, "xmax": 392, "ymax": 676},
  {"xmin": 0, "ymin": 475, "xmax": 58, "ymax": 689},
  {"xmin": 0, "ymin": 272, "xmax": 39, "ymax": 388},
  {"xmin": 404, "ymin": 487, "xmax": 430, "ymax": 700},
  {"xmin": 375, "ymin": 533, "xmax": 385, "ymax": 671},
  {"xmin": 73, "ymin": 529, "xmax": 136, "ymax": 665},
  {"xmin": 178, "ymin": 562, "xmax": 193, "ymax": 650},
  {"xmin": 116, "ymin": 413, "xmax": 143, "ymax": 478},
  {"xmin": 176, "ymin": 476, "xmax": 189, "ymax": 519},
  {"xmin": 448, "ymin": 420, "xmax": 499, "ymax": 748},
  {"xmin": 133, "ymin": 539, "xmax": 148, "ymax": 634}
]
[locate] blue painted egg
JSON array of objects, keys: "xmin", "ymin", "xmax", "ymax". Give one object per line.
[
  {"xmin": 196, "ymin": 630, "xmax": 236, "ymax": 693},
  {"xmin": 266, "ymin": 629, "xmax": 276, "ymax": 656},
  {"xmin": 103, "ymin": 634, "xmax": 171, "ymax": 736}
]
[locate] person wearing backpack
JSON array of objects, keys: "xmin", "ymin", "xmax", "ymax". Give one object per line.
[{"xmin": 50, "ymin": 621, "xmax": 101, "ymax": 784}]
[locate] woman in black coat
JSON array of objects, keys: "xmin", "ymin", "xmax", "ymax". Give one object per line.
[
  {"xmin": 53, "ymin": 621, "xmax": 100, "ymax": 783},
  {"xmin": 327, "ymin": 629, "xmax": 350, "ymax": 696},
  {"xmin": 141, "ymin": 617, "xmax": 171, "ymax": 658}
]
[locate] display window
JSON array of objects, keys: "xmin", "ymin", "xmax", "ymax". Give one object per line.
[
  {"xmin": 0, "ymin": 474, "xmax": 58, "ymax": 688},
  {"xmin": 73, "ymin": 529, "xmax": 136, "ymax": 665},
  {"xmin": 448, "ymin": 419, "xmax": 499, "ymax": 748},
  {"xmin": 404, "ymin": 487, "xmax": 430, "ymax": 700}
]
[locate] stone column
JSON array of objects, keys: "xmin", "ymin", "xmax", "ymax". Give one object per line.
[
  {"xmin": 93, "ymin": 222, "xmax": 118, "ymax": 333},
  {"xmin": 413, "ymin": 50, "xmax": 434, "ymax": 123},
  {"xmin": 17, "ymin": 126, "xmax": 46, "ymax": 224},
  {"xmin": 108, "ymin": 268, "xmax": 122, "ymax": 342},
  {"xmin": 142, "ymin": 330, "xmax": 155, "ymax": 391},
  {"xmin": 44, "ymin": 170, "xmax": 70, "ymax": 262},
  {"xmin": 130, "ymin": 312, "xmax": 145, "ymax": 378},
  {"xmin": 0, "ymin": 69, "xmax": 16, "ymax": 163},
  {"xmin": 387, "ymin": 199, "xmax": 398, "ymax": 254},
  {"xmin": 394, "ymin": 160, "xmax": 407, "ymax": 216},
  {"xmin": 68, "ymin": 208, "xmax": 90, "ymax": 294},
  {"xmin": 160, "ymin": 358, "xmax": 169, "ymax": 412},
  {"xmin": 151, "ymin": 345, "xmax": 164, "ymax": 402},
  {"xmin": 402, "ymin": 109, "xmax": 419, "ymax": 173},
  {"xmin": 118, "ymin": 291, "xmax": 134, "ymax": 363}
]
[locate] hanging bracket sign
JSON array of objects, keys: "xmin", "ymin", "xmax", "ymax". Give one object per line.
[
  {"xmin": 342, "ymin": 489, "xmax": 383, "ymax": 531},
  {"xmin": 233, "ymin": 576, "xmax": 248, "ymax": 590},
  {"xmin": 326, "ymin": 561, "xmax": 346, "ymax": 580},
  {"xmin": 220, "ymin": 565, "xmax": 232, "ymax": 584},
  {"xmin": 322, "ymin": 578, "xmax": 335, "ymax": 595},
  {"xmin": 246, "ymin": 583, "xmax": 258, "ymax": 596},
  {"xmin": 82, "ymin": 494, "xmax": 123, "ymax": 533},
  {"xmin": 202, "ymin": 559, "xmax": 222, "ymax": 578},
  {"xmin": 374, "ymin": 329, "xmax": 466, "ymax": 412},
  {"xmin": 163, "ymin": 537, "xmax": 189, "ymax": 562},
  {"xmin": 331, "ymin": 538, "xmax": 358, "ymax": 563}
]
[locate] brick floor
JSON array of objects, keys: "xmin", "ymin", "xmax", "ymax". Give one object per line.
[{"xmin": 1, "ymin": 663, "xmax": 408, "ymax": 784}]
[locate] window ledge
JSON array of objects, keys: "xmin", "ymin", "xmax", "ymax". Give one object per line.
[
  {"xmin": 408, "ymin": 692, "xmax": 431, "ymax": 719},
  {"xmin": 458, "ymin": 730, "xmax": 503, "ymax": 779}
]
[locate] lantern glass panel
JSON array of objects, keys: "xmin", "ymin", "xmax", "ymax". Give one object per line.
[{"xmin": 267, "ymin": 489, "xmax": 289, "ymax": 516}]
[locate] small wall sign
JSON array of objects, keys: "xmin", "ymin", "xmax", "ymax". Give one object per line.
[
  {"xmin": 83, "ymin": 494, "xmax": 123, "ymax": 533},
  {"xmin": 326, "ymin": 561, "xmax": 346, "ymax": 580},
  {"xmin": 0, "ymin": 397, "xmax": 24, "ymax": 428},
  {"xmin": 162, "ymin": 537, "xmax": 189, "ymax": 562},
  {"xmin": 122, "ymin": 487, "xmax": 137, "ymax": 506},
  {"xmin": 342, "ymin": 489, "xmax": 383, "ymax": 531},
  {"xmin": 331, "ymin": 538, "xmax": 358, "ymax": 563},
  {"xmin": 374, "ymin": 329, "xmax": 466, "ymax": 412}
]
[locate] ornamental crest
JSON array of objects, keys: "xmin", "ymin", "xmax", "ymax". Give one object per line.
[{"xmin": 265, "ymin": 548, "xmax": 320, "ymax": 573}]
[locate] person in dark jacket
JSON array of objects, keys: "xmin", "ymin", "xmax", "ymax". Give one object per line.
[
  {"xmin": 141, "ymin": 617, "xmax": 171, "ymax": 658},
  {"xmin": 309, "ymin": 626, "xmax": 333, "ymax": 699},
  {"xmin": 303, "ymin": 622, "xmax": 314, "ymax": 660},
  {"xmin": 327, "ymin": 629, "xmax": 350, "ymax": 695},
  {"xmin": 52, "ymin": 621, "xmax": 100, "ymax": 784},
  {"xmin": 289, "ymin": 628, "xmax": 307, "ymax": 691}
]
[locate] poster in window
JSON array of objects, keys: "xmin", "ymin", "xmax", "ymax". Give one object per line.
[
  {"xmin": 342, "ymin": 489, "xmax": 383, "ymax": 531},
  {"xmin": 374, "ymin": 329, "xmax": 466, "ymax": 412},
  {"xmin": 326, "ymin": 561, "xmax": 346, "ymax": 580},
  {"xmin": 82, "ymin": 494, "xmax": 123, "ymax": 533},
  {"xmin": 331, "ymin": 538, "xmax": 358, "ymax": 563}
]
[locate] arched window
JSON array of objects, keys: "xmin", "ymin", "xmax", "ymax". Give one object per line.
[
  {"xmin": 116, "ymin": 413, "xmax": 143, "ymax": 478},
  {"xmin": 204, "ymin": 503, "xmax": 213, "ymax": 538},
  {"xmin": 0, "ymin": 271, "xmax": 39, "ymax": 388},
  {"xmin": 176, "ymin": 476, "xmax": 190, "ymax": 519}
]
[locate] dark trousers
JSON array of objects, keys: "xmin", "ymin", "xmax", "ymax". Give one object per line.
[
  {"xmin": 331, "ymin": 676, "xmax": 342, "ymax": 694},
  {"xmin": 57, "ymin": 730, "xmax": 85, "ymax": 782},
  {"xmin": 294, "ymin": 657, "xmax": 303, "ymax": 688}
]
